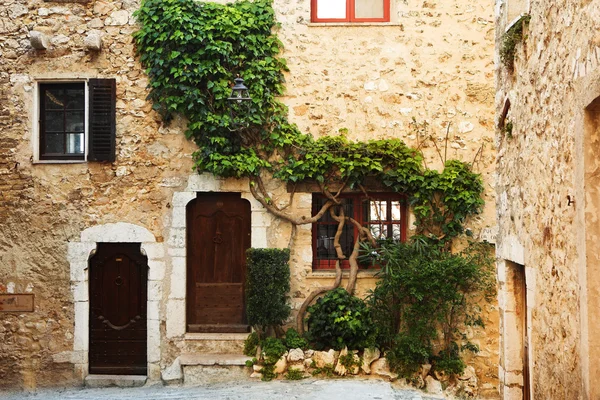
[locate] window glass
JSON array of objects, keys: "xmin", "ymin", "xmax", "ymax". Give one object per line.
[
  {"xmin": 316, "ymin": 0, "xmax": 347, "ymax": 19},
  {"xmin": 354, "ymin": 0, "xmax": 385, "ymax": 19},
  {"xmin": 40, "ymin": 82, "xmax": 85, "ymax": 159}
]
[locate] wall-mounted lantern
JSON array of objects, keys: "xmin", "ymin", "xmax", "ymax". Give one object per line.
[{"xmin": 227, "ymin": 76, "xmax": 252, "ymax": 130}]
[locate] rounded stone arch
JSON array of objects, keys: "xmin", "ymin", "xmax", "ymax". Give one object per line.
[{"xmin": 68, "ymin": 222, "xmax": 164, "ymax": 383}]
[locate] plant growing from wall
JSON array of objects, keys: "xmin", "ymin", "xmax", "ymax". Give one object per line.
[
  {"xmin": 500, "ymin": 14, "xmax": 531, "ymax": 69},
  {"xmin": 134, "ymin": 0, "xmax": 487, "ymax": 331}
]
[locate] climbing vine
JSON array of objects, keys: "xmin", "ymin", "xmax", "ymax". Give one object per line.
[{"xmin": 134, "ymin": 0, "xmax": 486, "ymax": 331}]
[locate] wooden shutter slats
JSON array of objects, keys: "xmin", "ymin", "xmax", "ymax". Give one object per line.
[{"xmin": 88, "ymin": 78, "xmax": 116, "ymax": 162}]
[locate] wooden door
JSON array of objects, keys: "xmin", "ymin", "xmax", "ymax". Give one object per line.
[
  {"xmin": 187, "ymin": 193, "xmax": 251, "ymax": 333},
  {"xmin": 89, "ymin": 243, "xmax": 148, "ymax": 375}
]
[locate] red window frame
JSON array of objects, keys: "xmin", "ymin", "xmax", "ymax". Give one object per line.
[
  {"xmin": 311, "ymin": 193, "xmax": 407, "ymax": 270},
  {"xmin": 311, "ymin": 0, "xmax": 391, "ymax": 23}
]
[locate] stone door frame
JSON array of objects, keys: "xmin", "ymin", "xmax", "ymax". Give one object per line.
[{"xmin": 67, "ymin": 222, "xmax": 164, "ymax": 382}]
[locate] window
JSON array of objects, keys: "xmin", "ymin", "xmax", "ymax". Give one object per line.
[
  {"xmin": 312, "ymin": 193, "xmax": 407, "ymax": 269},
  {"xmin": 311, "ymin": 0, "xmax": 390, "ymax": 23},
  {"xmin": 37, "ymin": 79, "xmax": 116, "ymax": 162}
]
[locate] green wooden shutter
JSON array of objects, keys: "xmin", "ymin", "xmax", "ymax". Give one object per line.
[{"xmin": 88, "ymin": 79, "xmax": 116, "ymax": 162}]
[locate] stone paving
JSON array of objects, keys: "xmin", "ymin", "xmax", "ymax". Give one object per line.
[{"xmin": 0, "ymin": 379, "xmax": 445, "ymax": 400}]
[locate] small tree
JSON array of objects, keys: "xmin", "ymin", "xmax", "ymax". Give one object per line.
[{"xmin": 246, "ymin": 248, "xmax": 291, "ymax": 338}]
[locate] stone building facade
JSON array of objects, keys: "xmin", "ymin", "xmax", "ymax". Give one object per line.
[
  {"xmin": 0, "ymin": 0, "xmax": 498, "ymax": 394},
  {"xmin": 495, "ymin": 0, "xmax": 600, "ymax": 398}
]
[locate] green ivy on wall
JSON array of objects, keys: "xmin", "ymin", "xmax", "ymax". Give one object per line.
[{"xmin": 133, "ymin": 0, "xmax": 484, "ymax": 242}]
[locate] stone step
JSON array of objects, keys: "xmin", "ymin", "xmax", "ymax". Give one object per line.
[
  {"xmin": 163, "ymin": 353, "xmax": 253, "ymax": 385},
  {"xmin": 180, "ymin": 333, "xmax": 249, "ymax": 354},
  {"xmin": 85, "ymin": 374, "xmax": 147, "ymax": 388}
]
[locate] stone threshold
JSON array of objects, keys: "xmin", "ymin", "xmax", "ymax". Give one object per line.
[
  {"xmin": 85, "ymin": 374, "xmax": 147, "ymax": 388},
  {"xmin": 180, "ymin": 353, "xmax": 251, "ymax": 366},
  {"xmin": 184, "ymin": 332, "xmax": 250, "ymax": 341}
]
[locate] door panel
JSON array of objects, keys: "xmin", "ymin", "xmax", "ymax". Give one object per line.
[
  {"xmin": 89, "ymin": 243, "xmax": 148, "ymax": 375},
  {"xmin": 187, "ymin": 193, "xmax": 251, "ymax": 332}
]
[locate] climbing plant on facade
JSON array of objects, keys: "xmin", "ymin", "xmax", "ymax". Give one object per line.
[{"xmin": 134, "ymin": 0, "xmax": 486, "ymax": 332}]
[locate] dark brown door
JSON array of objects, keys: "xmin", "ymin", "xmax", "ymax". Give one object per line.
[
  {"xmin": 89, "ymin": 243, "xmax": 148, "ymax": 375},
  {"xmin": 187, "ymin": 193, "xmax": 251, "ymax": 333}
]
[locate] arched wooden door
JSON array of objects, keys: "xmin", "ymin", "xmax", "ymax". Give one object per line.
[
  {"xmin": 187, "ymin": 193, "xmax": 251, "ymax": 333},
  {"xmin": 89, "ymin": 243, "xmax": 148, "ymax": 375}
]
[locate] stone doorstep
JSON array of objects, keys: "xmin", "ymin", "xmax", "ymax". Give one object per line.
[
  {"xmin": 179, "ymin": 353, "xmax": 252, "ymax": 366},
  {"xmin": 85, "ymin": 374, "xmax": 147, "ymax": 388}
]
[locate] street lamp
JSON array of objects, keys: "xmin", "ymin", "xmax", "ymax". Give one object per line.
[
  {"xmin": 227, "ymin": 76, "xmax": 252, "ymax": 130},
  {"xmin": 227, "ymin": 77, "xmax": 251, "ymax": 103}
]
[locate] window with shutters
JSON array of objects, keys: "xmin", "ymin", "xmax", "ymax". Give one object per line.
[
  {"xmin": 312, "ymin": 193, "xmax": 407, "ymax": 270},
  {"xmin": 35, "ymin": 79, "xmax": 116, "ymax": 162},
  {"xmin": 311, "ymin": 0, "xmax": 390, "ymax": 23}
]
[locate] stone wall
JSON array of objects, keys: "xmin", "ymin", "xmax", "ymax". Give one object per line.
[
  {"xmin": 495, "ymin": 0, "xmax": 600, "ymax": 398},
  {"xmin": 0, "ymin": 0, "xmax": 497, "ymax": 393}
]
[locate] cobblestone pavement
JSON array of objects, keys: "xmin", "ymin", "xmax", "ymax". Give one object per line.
[{"xmin": 0, "ymin": 379, "xmax": 445, "ymax": 400}]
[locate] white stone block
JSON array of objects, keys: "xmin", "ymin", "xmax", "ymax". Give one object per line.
[
  {"xmin": 186, "ymin": 173, "xmax": 222, "ymax": 192},
  {"xmin": 30, "ymin": 31, "xmax": 49, "ymax": 50},
  {"xmin": 148, "ymin": 281, "xmax": 163, "ymax": 301},
  {"xmin": 84, "ymin": 31, "xmax": 102, "ymax": 51},
  {"xmin": 147, "ymin": 300, "xmax": 160, "ymax": 321},
  {"xmin": 105, "ymin": 10, "xmax": 130, "ymax": 26},
  {"xmin": 67, "ymin": 242, "xmax": 97, "ymax": 263},
  {"xmin": 241, "ymin": 193, "xmax": 265, "ymax": 211},
  {"xmin": 168, "ymin": 247, "xmax": 186, "ymax": 257},
  {"xmin": 81, "ymin": 222, "xmax": 155, "ymax": 243},
  {"xmin": 74, "ymin": 302, "xmax": 89, "ymax": 351},
  {"xmin": 251, "ymin": 211, "xmax": 271, "ymax": 227},
  {"xmin": 171, "ymin": 191, "xmax": 196, "ymax": 207},
  {"xmin": 167, "ymin": 228, "xmax": 186, "ymax": 248},
  {"xmin": 71, "ymin": 281, "xmax": 88, "ymax": 302},
  {"xmin": 148, "ymin": 260, "xmax": 165, "ymax": 281},
  {"xmin": 170, "ymin": 257, "xmax": 186, "ymax": 299},
  {"xmin": 166, "ymin": 299, "xmax": 186, "ymax": 338},
  {"xmin": 251, "ymin": 226, "xmax": 268, "ymax": 248},
  {"xmin": 70, "ymin": 261, "xmax": 89, "ymax": 283},
  {"xmin": 296, "ymin": 194, "xmax": 312, "ymax": 209},
  {"xmin": 142, "ymin": 242, "xmax": 165, "ymax": 260},
  {"xmin": 161, "ymin": 357, "xmax": 182, "ymax": 381},
  {"xmin": 147, "ymin": 319, "xmax": 161, "ymax": 363},
  {"xmin": 171, "ymin": 206, "xmax": 186, "ymax": 228}
]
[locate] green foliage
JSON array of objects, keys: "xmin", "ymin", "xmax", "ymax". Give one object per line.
[
  {"xmin": 432, "ymin": 342, "xmax": 466, "ymax": 376},
  {"xmin": 500, "ymin": 15, "xmax": 531, "ymax": 69},
  {"xmin": 134, "ymin": 0, "xmax": 485, "ymax": 245},
  {"xmin": 284, "ymin": 327, "xmax": 308, "ymax": 350},
  {"xmin": 311, "ymin": 363, "xmax": 335, "ymax": 377},
  {"xmin": 245, "ymin": 358, "xmax": 257, "ymax": 368},
  {"xmin": 245, "ymin": 248, "xmax": 291, "ymax": 334},
  {"xmin": 243, "ymin": 331, "xmax": 260, "ymax": 357},
  {"xmin": 306, "ymin": 288, "xmax": 375, "ymax": 350},
  {"xmin": 284, "ymin": 368, "xmax": 306, "ymax": 380},
  {"xmin": 259, "ymin": 336, "xmax": 287, "ymax": 381},
  {"xmin": 339, "ymin": 352, "xmax": 361, "ymax": 370},
  {"xmin": 503, "ymin": 120, "xmax": 513, "ymax": 139},
  {"xmin": 365, "ymin": 239, "xmax": 495, "ymax": 377}
]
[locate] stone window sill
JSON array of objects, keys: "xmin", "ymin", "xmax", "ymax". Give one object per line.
[
  {"xmin": 307, "ymin": 22, "xmax": 403, "ymax": 27},
  {"xmin": 306, "ymin": 270, "xmax": 381, "ymax": 279}
]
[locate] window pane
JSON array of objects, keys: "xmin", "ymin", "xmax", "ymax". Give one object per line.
[
  {"xmin": 66, "ymin": 111, "xmax": 84, "ymax": 133},
  {"xmin": 317, "ymin": 0, "xmax": 347, "ymax": 19},
  {"xmin": 370, "ymin": 223, "xmax": 385, "ymax": 239},
  {"xmin": 44, "ymin": 133, "xmax": 64, "ymax": 154},
  {"xmin": 45, "ymin": 88, "xmax": 64, "ymax": 110},
  {"xmin": 391, "ymin": 201, "xmax": 402, "ymax": 221},
  {"xmin": 45, "ymin": 111, "xmax": 63, "ymax": 132},
  {"xmin": 354, "ymin": 0, "xmax": 385, "ymax": 19},
  {"xmin": 66, "ymin": 133, "xmax": 84, "ymax": 154},
  {"xmin": 65, "ymin": 88, "xmax": 85, "ymax": 110},
  {"xmin": 370, "ymin": 200, "xmax": 387, "ymax": 221},
  {"xmin": 392, "ymin": 225, "xmax": 401, "ymax": 240}
]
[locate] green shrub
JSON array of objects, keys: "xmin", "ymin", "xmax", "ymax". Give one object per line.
[
  {"xmin": 259, "ymin": 337, "xmax": 287, "ymax": 381},
  {"xmin": 285, "ymin": 368, "xmax": 305, "ymax": 380},
  {"xmin": 365, "ymin": 239, "xmax": 495, "ymax": 377},
  {"xmin": 500, "ymin": 15, "xmax": 531, "ymax": 69},
  {"xmin": 284, "ymin": 327, "xmax": 308, "ymax": 350},
  {"xmin": 243, "ymin": 332, "xmax": 260, "ymax": 357},
  {"xmin": 432, "ymin": 342, "xmax": 466, "ymax": 376},
  {"xmin": 246, "ymin": 248, "xmax": 291, "ymax": 336},
  {"xmin": 311, "ymin": 363, "xmax": 335, "ymax": 377},
  {"xmin": 306, "ymin": 288, "xmax": 375, "ymax": 350}
]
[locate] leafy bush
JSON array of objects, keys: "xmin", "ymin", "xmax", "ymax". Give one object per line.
[
  {"xmin": 432, "ymin": 342, "xmax": 466, "ymax": 376},
  {"xmin": 306, "ymin": 288, "xmax": 375, "ymax": 350},
  {"xmin": 284, "ymin": 327, "xmax": 308, "ymax": 350},
  {"xmin": 365, "ymin": 238, "xmax": 494, "ymax": 377},
  {"xmin": 243, "ymin": 332, "xmax": 260, "ymax": 357},
  {"xmin": 259, "ymin": 337, "xmax": 287, "ymax": 381},
  {"xmin": 246, "ymin": 248, "xmax": 291, "ymax": 336},
  {"xmin": 285, "ymin": 368, "xmax": 305, "ymax": 380}
]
